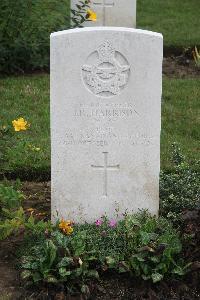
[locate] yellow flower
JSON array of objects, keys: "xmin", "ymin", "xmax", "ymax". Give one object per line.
[
  {"xmin": 36, "ymin": 212, "xmax": 46, "ymax": 216},
  {"xmin": 86, "ymin": 9, "xmax": 97, "ymax": 21},
  {"xmin": 27, "ymin": 208, "xmax": 35, "ymax": 212},
  {"xmin": 27, "ymin": 208, "xmax": 35, "ymax": 215},
  {"xmin": 28, "ymin": 144, "xmax": 41, "ymax": 151},
  {"xmin": 59, "ymin": 219, "xmax": 73, "ymax": 235},
  {"xmin": 12, "ymin": 117, "xmax": 30, "ymax": 132}
]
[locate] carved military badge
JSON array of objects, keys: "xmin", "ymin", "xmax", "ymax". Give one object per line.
[{"xmin": 82, "ymin": 41, "xmax": 130, "ymax": 98}]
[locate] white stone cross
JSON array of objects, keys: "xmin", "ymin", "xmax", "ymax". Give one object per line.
[
  {"xmin": 92, "ymin": 0, "xmax": 114, "ymax": 25},
  {"xmin": 91, "ymin": 152, "xmax": 119, "ymax": 196}
]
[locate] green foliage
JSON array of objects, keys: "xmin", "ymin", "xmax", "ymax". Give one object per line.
[
  {"xmin": 124, "ymin": 212, "xmax": 187, "ymax": 282},
  {"xmin": 0, "ymin": 180, "xmax": 24, "ymax": 211},
  {"xmin": 20, "ymin": 211, "xmax": 186, "ymax": 294},
  {"xmin": 160, "ymin": 143, "xmax": 200, "ymax": 223},
  {"xmin": 0, "ymin": 181, "xmax": 25, "ymax": 239},
  {"xmin": 0, "ymin": 207, "xmax": 25, "ymax": 240},
  {"xmin": 0, "ymin": 0, "xmax": 70, "ymax": 74},
  {"xmin": 0, "ymin": 0, "xmax": 200, "ymax": 74},
  {"xmin": 25, "ymin": 214, "xmax": 52, "ymax": 236},
  {"xmin": 71, "ymin": 0, "xmax": 91, "ymax": 28},
  {"xmin": 0, "ymin": 0, "xmax": 94, "ymax": 74},
  {"xmin": 0, "ymin": 181, "xmax": 51, "ymax": 240},
  {"xmin": 20, "ymin": 230, "xmax": 100, "ymax": 294}
]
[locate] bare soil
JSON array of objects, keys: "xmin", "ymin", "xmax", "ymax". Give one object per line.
[
  {"xmin": 0, "ymin": 182, "xmax": 200, "ymax": 299},
  {"xmin": 163, "ymin": 57, "xmax": 200, "ymax": 78}
]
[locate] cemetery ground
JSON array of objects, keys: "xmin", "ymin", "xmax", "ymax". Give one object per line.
[
  {"xmin": 1, "ymin": 0, "xmax": 200, "ymax": 74},
  {"xmin": 0, "ymin": 70, "xmax": 200, "ymax": 179},
  {"xmin": 0, "ymin": 173, "xmax": 200, "ymax": 299},
  {"xmin": 0, "ymin": 1, "xmax": 200, "ymax": 299},
  {"xmin": 0, "ymin": 62, "xmax": 200, "ymax": 298}
]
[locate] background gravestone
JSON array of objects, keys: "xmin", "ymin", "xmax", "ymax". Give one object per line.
[
  {"xmin": 71, "ymin": 0, "xmax": 137, "ymax": 27},
  {"xmin": 51, "ymin": 27, "xmax": 163, "ymax": 223}
]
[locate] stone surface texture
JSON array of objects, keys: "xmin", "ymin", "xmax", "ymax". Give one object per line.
[
  {"xmin": 71, "ymin": 0, "xmax": 137, "ymax": 28},
  {"xmin": 51, "ymin": 27, "xmax": 163, "ymax": 223}
]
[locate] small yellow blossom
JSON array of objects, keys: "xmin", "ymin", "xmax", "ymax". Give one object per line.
[
  {"xmin": 59, "ymin": 219, "xmax": 73, "ymax": 235},
  {"xmin": 36, "ymin": 212, "xmax": 46, "ymax": 216},
  {"xmin": 12, "ymin": 117, "xmax": 30, "ymax": 132},
  {"xmin": 28, "ymin": 144, "xmax": 41, "ymax": 152},
  {"xmin": 86, "ymin": 9, "xmax": 97, "ymax": 21},
  {"xmin": 78, "ymin": 258, "xmax": 83, "ymax": 266},
  {"xmin": 27, "ymin": 208, "xmax": 35, "ymax": 212},
  {"xmin": 27, "ymin": 208, "xmax": 35, "ymax": 215}
]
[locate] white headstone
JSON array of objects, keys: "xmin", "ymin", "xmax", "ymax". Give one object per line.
[
  {"xmin": 51, "ymin": 27, "xmax": 163, "ymax": 223},
  {"xmin": 71, "ymin": 0, "xmax": 137, "ymax": 28}
]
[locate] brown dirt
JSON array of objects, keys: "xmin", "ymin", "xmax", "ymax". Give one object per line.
[
  {"xmin": 21, "ymin": 181, "xmax": 51, "ymax": 219},
  {"xmin": 163, "ymin": 57, "xmax": 200, "ymax": 78},
  {"xmin": 0, "ymin": 182, "xmax": 51, "ymax": 300},
  {"xmin": 0, "ymin": 182, "xmax": 200, "ymax": 299}
]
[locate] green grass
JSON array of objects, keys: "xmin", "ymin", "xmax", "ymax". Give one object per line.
[
  {"xmin": 161, "ymin": 78, "xmax": 200, "ymax": 168},
  {"xmin": 1, "ymin": 0, "xmax": 199, "ymax": 74},
  {"xmin": 137, "ymin": 0, "xmax": 200, "ymax": 47},
  {"xmin": 0, "ymin": 75, "xmax": 50, "ymax": 178},
  {"xmin": 0, "ymin": 75, "xmax": 199, "ymax": 178}
]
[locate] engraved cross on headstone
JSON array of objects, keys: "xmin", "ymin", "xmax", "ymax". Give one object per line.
[
  {"xmin": 91, "ymin": 152, "xmax": 119, "ymax": 196},
  {"xmin": 93, "ymin": 0, "xmax": 115, "ymax": 26}
]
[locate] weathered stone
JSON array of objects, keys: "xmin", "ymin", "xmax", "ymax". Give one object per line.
[{"xmin": 51, "ymin": 27, "xmax": 163, "ymax": 223}]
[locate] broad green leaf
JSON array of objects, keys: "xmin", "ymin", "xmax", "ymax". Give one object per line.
[
  {"xmin": 86, "ymin": 270, "xmax": 99, "ymax": 279},
  {"xmin": 151, "ymin": 273, "xmax": 163, "ymax": 283}
]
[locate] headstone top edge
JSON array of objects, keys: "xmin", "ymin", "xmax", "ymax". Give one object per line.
[{"xmin": 50, "ymin": 27, "xmax": 163, "ymax": 39}]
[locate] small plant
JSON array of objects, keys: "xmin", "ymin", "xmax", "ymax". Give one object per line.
[
  {"xmin": 192, "ymin": 46, "xmax": 200, "ymax": 67},
  {"xmin": 20, "ymin": 211, "xmax": 187, "ymax": 297},
  {"xmin": 25, "ymin": 214, "xmax": 52, "ymax": 237},
  {"xmin": 71, "ymin": 0, "xmax": 97, "ymax": 28},
  {"xmin": 124, "ymin": 212, "xmax": 188, "ymax": 282},
  {"xmin": 0, "ymin": 118, "xmax": 44, "ymax": 178},
  {"xmin": 160, "ymin": 143, "xmax": 200, "ymax": 223},
  {"xmin": 0, "ymin": 181, "xmax": 25, "ymax": 240},
  {"xmin": 20, "ymin": 230, "xmax": 99, "ymax": 295},
  {"xmin": 0, "ymin": 180, "xmax": 24, "ymax": 211}
]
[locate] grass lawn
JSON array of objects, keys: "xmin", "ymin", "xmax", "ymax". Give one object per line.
[
  {"xmin": 0, "ymin": 0, "xmax": 199, "ymax": 75},
  {"xmin": 137, "ymin": 0, "xmax": 200, "ymax": 48},
  {"xmin": 0, "ymin": 75, "xmax": 50, "ymax": 178},
  {"xmin": 161, "ymin": 78, "xmax": 200, "ymax": 168},
  {"xmin": 0, "ymin": 74, "xmax": 199, "ymax": 178}
]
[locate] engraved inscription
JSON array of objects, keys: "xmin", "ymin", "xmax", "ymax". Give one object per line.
[
  {"xmin": 73, "ymin": 102, "xmax": 137, "ymax": 121},
  {"xmin": 82, "ymin": 41, "xmax": 130, "ymax": 98},
  {"xmin": 63, "ymin": 128, "xmax": 155, "ymax": 147},
  {"xmin": 91, "ymin": 152, "xmax": 119, "ymax": 196}
]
